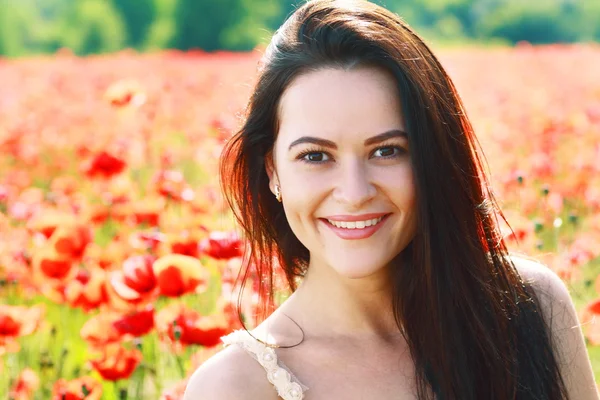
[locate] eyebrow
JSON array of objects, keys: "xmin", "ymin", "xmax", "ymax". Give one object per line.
[{"xmin": 287, "ymin": 129, "xmax": 408, "ymax": 151}]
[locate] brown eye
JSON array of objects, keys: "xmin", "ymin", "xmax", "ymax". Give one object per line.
[
  {"xmin": 378, "ymin": 147, "xmax": 395, "ymax": 157},
  {"xmin": 307, "ymin": 152, "xmax": 326, "ymax": 162},
  {"xmin": 297, "ymin": 150, "xmax": 331, "ymax": 164},
  {"xmin": 373, "ymin": 146, "xmax": 404, "ymax": 158}
]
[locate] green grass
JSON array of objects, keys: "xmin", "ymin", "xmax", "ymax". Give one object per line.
[{"xmin": 566, "ymin": 258, "xmax": 600, "ymax": 382}]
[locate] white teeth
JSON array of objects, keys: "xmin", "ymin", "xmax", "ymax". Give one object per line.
[{"xmin": 326, "ymin": 216, "xmax": 384, "ymax": 229}]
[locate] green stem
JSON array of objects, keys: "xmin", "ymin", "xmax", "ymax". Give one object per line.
[
  {"xmin": 112, "ymin": 381, "xmax": 121, "ymax": 399},
  {"xmin": 135, "ymin": 362, "xmax": 145, "ymax": 399},
  {"xmin": 154, "ymin": 340, "xmax": 163, "ymax": 394},
  {"xmin": 175, "ymin": 352, "xmax": 186, "ymax": 379},
  {"xmin": 55, "ymin": 306, "xmax": 70, "ymax": 382},
  {"xmin": 0, "ymin": 355, "xmax": 8, "ymax": 398},
  {"xmin": 140, "ymin": 362, "xmax": 161, "ymax": 394}
]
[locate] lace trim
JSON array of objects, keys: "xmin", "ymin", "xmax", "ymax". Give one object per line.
[{"xmin": 220, "ymin": 329, "xmax": 309, "ymax": 400}]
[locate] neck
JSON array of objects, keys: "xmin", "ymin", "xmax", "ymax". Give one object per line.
[{"xmin": 279, "ymin": 258, "xmax": 403, "ymax": 343}]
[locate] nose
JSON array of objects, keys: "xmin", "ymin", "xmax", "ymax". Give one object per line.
[{"xmin": 332, "ymin": 158, "xmax": 377, "ymax": 208}]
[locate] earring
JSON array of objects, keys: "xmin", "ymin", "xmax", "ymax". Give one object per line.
[{"xmin": 274, "ymin": 184, "xmax": 282, "ymax": 202}]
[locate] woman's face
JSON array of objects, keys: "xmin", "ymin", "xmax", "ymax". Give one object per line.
[{"xmin": 266, "ymin": 66, "xmax": 417, "ymax": 279}]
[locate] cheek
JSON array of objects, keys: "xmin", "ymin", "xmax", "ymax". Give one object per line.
[
  {"xmin": 279, "ymin": 175, "xmax": 326, "ymax": 236},
  {"xmin": 281, "ymin": 169, "xmax": 332, "ymax": 200},
  {"xmin": 282, "ymin": 188, "xmax": 319, "ymax": 223},
  {"xmin": 381, "ymin": 166, "xmax": 416, "ymax": 207}
]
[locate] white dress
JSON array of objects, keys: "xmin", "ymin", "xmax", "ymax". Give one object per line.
[{"xmin": 220, "ymin": 329, "xmax": 310, "ymax": 400}]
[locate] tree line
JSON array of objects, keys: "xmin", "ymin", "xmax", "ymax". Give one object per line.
[{"xmin": 0, "ymin": 0, "xmax": 597, "ymax": 58}]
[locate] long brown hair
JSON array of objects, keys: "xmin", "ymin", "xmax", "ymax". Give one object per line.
[{"xmin": 219, "ymin": 0, "xmax": 569, "ymax": 398}]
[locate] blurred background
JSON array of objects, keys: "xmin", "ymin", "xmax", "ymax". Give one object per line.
[
  {"xmin": 1, "ymin": 1, "xmax": 600, "ymax": 399},
  {"xmin": 0, "ymin": 0, "xmax": 598, "ymax": 58}
]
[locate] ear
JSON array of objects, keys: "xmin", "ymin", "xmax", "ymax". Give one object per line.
[{"xmin": 264, "ymin": 150, "xmax": 277, "ymax": 192}]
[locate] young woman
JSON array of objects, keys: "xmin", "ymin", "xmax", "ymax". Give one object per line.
[{"xmin": 184, "ymin": 0, "xmax": 598, "ymax": 399}]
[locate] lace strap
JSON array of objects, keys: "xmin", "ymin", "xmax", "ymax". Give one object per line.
[{"xmin": 220, "ymin": 329, "xmax": 309, "ymax": 400}]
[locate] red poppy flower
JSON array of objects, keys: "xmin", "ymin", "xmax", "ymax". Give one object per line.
[
  {"xmin": 9, "ymin": 368, "xmax": 39, "ymax": 400},
  {"xmin": 200, "ymin": 230, "xmax": 244, "ymax": 260},
  {"xmin": 171, "ymin": 239, "xmax": 200, "ymax": 258},
  {"xmin": 0, "ymin": 304, "xmax": 45, "ymax": 354},
  {"xmin": 33, "ymin": 247, "xmax": 74, "ymax": 281},
  {"xmin": 39, "ymin": 267, "xmax": 108, "ymax": 312},
  {"xmin": 83, "ymin": 151, "xmax": 127, "ymax": 179},
  {"xmin": 581, "ymin": 298, "xmax": 600, "ymax": 346},
  {"xmin": 104, "ymin": 79, "xmax": 146, "ymax": 108},
  {"xmin": 89, "ymin": 345, "xmax": 142, "ymax": 381},
  {"xmin": 113, "ymin": 305, "xmax": 155, "ymax": 337},
  {"xmin": 49, "ymin": 223, "xmax": 93, "ymax": 261},
  {"xmin": 156, "ymin": 304, "xmax": 230, "ymax": 347},
  {"xmin": 64, "ymin": 267, "xmax": 109, "ymax": 312},
  {"xmin": 153, "ymin": 254, "xmax": 209, "ymax": 298},
  {"xmin": 130, "ymin": 197, "xmax": 165, "ymax": 227},
  {"xmin": 123, "ymin": 255, "xmax": 158, "ymax": 293},
  {"xmin": 87, "ymin": 204, "xmax": 111, "ymax": 225},
  {"xmin": 109, "ymin": 255, "xmax": 158, "ymax": 307},
  {"xmin": 133, "ymin": 210, "xmax": 160, "ymax": 227}
]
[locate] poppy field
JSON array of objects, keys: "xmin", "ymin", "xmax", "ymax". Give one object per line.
[{"xmin": 0, "ymin": 44, "xmax": 599, "ymax": 399}]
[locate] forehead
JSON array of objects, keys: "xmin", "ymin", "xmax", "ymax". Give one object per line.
[{"xmin": 276, "ymin": 66, "xmax": 405, "ymax": 141}]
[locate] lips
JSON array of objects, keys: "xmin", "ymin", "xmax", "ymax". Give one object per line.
[{"xmin": 320, "ymin": 213, "xmax": 391, "ymax": 240}]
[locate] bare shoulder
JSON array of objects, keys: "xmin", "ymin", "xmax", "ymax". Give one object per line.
[
  {"xmin": 509, "ymin": 253, "xmax": 578, "ymax": 330},
  {"xmin": 508, "ymin": 253, "xmax": 600, "ymax": 400},
  {"xmin": 183, "ymin": 344, "xmax": 279, "ymax": 400},
  {"xmin": 509, "ymin": 254, "xmax": 567, "ymax": 300}
]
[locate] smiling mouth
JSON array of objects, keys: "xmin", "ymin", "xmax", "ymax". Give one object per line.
[
  {"xmin": 319, "ymin": 214, "xmax": 392, "ymax": 240},
  {"xmin": 323, "ymin": 214, "xmax": 388, "ymax": 229}
]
